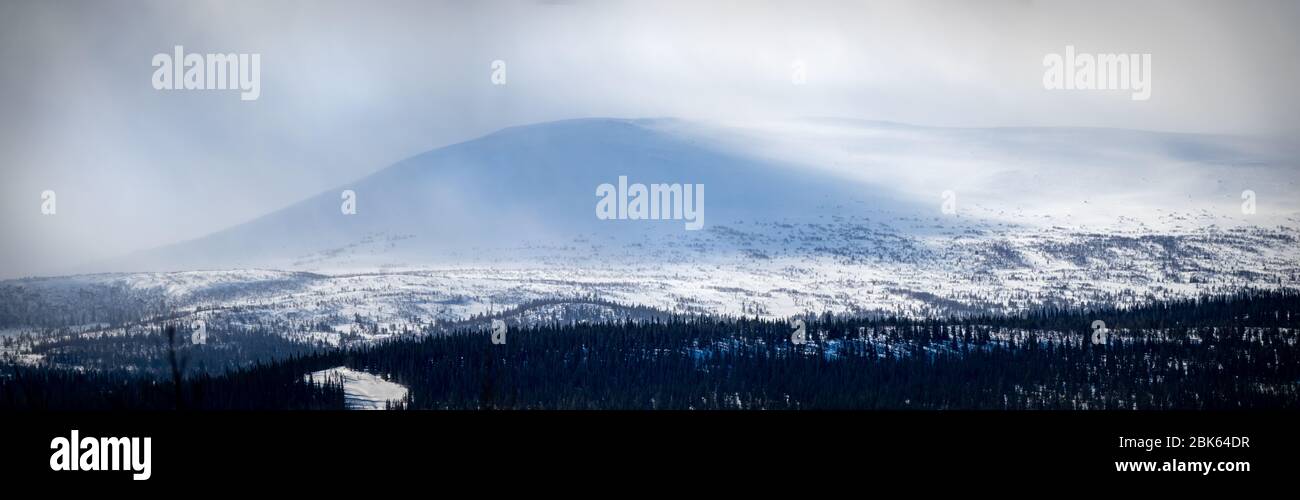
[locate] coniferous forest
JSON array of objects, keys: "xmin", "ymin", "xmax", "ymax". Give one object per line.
[{"xmin": 2, "ymin": 290, "xmax": 1298, "ymax": 410}]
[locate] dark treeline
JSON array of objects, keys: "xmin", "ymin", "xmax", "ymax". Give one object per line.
[
  {"xmin": 2, "ymin": 289, "xmax": 1297, "ymax": 410},
  {"xmin": 953, "ymin": 288, "xmax": 1300, "ymax": 331},
  {"xmin": 0, "ymin": 281, "xmax": 167, "ymax": 328},
  {"xmin": 342, "ymin": 288, "xmax": 1300, "ymax": 410},
  {"xmin": 0, "ymin": 353, "xmax": 345, "ymax": 410},
  {"xmin": 22, "ymin": 325, "xmax": 329, "ymax": 378},
  {"xmin": 356, "ymin": 323, "xmax": 1297, "ymax": 410}
]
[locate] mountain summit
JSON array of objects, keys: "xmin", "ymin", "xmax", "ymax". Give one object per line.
[{"xmin": 108, "ymin": 118, "xmax": 1296, "ymax": 273}]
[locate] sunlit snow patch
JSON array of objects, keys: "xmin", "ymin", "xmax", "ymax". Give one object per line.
[{"xmin": 306, "ymin": 366, "xmax": 408, "ymax": 410}]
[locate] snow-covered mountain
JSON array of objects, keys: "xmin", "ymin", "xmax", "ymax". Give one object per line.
[
  {"xmin": 111, "ymin": 118, "xmax": 931, "ymax": 272},
  {"xmin": 102, "ymin": 117, "xmax": 1297, "ymax": 273},
  {"xmin": 5, "ymin": 118, "xmax": 1298, "ymax": 341}
]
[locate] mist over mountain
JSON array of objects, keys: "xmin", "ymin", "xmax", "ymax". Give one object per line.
[
  {"xmin": 0, "ymin": 116, "xmax": 1267, "ymax": 330},
  {"xmin": 98, "ymin": 117, "xmax": 1297, "ymax": 275},
  {"xmin": 106, "ymin": 118, "xmax": 925, "ymax": 272}
]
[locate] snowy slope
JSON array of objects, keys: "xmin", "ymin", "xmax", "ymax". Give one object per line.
[
  {"xmin": 5, "ymin": 118, "xmax": 1297, "ymax": 341},
  {"xmin": 101, "ymin": 117, "xmax": 1298, "ymax": 274},
  {"xmin": 306, "ymin": 367, "xmax": 408, "ymax": 410},
  {"xmin": 112, "ymin": 118, "xmax": 926, "ymax": 272}
]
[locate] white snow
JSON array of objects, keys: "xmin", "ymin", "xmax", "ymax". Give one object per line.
[
  {"xmin": 3, "ymin": 118, "xmax": 1297, "ymax": 348},
  {"xmin": 305, "ymin": 366, "xmax": 409, "ymax": 410}
]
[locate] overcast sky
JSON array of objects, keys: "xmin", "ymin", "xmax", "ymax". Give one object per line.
[{"xmin": 1, "ymin": 0, "xmax": 1298, "ymax": 278}]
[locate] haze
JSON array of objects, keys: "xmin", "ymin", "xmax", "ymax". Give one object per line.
[{"xmin": 1, "ymin": 0, "xmax": 1298, "ymax": 278}]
